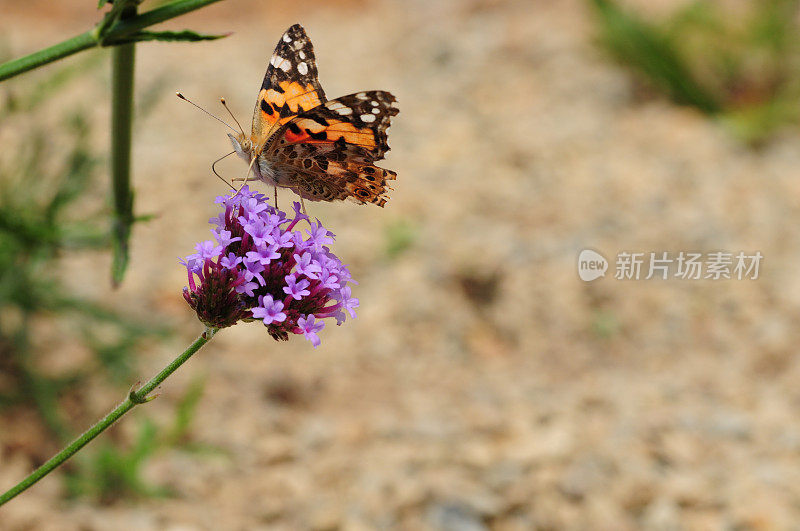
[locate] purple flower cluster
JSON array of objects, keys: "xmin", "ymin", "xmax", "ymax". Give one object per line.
[{"xmin": 181, "ymin": 186, "xmax": 358, "ymax": 347}]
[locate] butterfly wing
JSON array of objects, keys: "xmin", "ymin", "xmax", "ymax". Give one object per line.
[
  {"xmin": 269, "ymin": 141, "xmax": 398, "ymax": 207},
  {"xmin": 265, "ymin": 91, "xmax": 399, "ymax": 206},
  {"xmin": 276, "ymin": 91, "xmax": 398, "ymax": 160},
  {"xmin": 252, "ymin": 24, "xmax": 327, "ymax": 149}
]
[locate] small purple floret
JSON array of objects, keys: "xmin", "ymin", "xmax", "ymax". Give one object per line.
[
  {"xmin": 219, "ymin": 252, "xmax": 242, "ymax": 269},
  {"xmin": 251, "ymin": 295, "xmax": 287, "ymax": 325},
  {"xmin": 283, "ymin": 274, "xmax": 311, "ymax": 300},
  {"xmin": 195, "ymin": 240, "xmax": 222, "ymax": 260},
  {"xmin": 338, "ymin": 286, "xmax": 360, "ymax": 319},
  {"xmin": 296, "ymin": 315, "xmax": 324, "ymax": 348},
  {"xmin": 213, "ymin": 228, "xmax": 241, "ymax": 249},
  {"xmin": 294, "ymin": 252, "xmax": 322, "ymax": 278}
]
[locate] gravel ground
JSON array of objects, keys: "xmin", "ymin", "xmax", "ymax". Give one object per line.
[{"xmin": 3, "ymin": 0, "xmax": 800, "ymax": 529}]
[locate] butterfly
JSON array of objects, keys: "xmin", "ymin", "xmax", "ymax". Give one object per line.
[{"xmin": 227, "ymin": 24, "xmax": 399, "ymax": 207}]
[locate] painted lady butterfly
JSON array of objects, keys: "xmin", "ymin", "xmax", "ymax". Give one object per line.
[{"xmin": 228, "ymin": 24, "xmax": 399, "ymax": 207}]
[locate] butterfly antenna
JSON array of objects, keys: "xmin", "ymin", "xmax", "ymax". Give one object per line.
[
  {"xmin": 212, "ymin": 151, "xmax": 237, "ymax": 191},
  {"xmin": 176, "ymin": 92, "xmax": 239, "ymax": 134},
  {"xmin": 220, "ymin": 98, "xmax": 245, "ymax": 136}
]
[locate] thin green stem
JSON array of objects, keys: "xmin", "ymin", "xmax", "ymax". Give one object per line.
[
  {"xmin": 0, "ymin": 328, "xmax": 217, "ymax": 507},
  {"xmin": 0, "ymin": 32, "xmax": 96, "ymax": 82},
  {"xmin": 110, "ymin": 4, "xmax": 137, "ymax": 287},
  {"xmin": 0, "ymin": 0, "xmax": 223, "ymax": 83}
]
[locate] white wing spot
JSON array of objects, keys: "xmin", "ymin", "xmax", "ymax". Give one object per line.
[
  {"xmin": 356, "ymin": 92, "xmax": 368, "ymax": 100},
  {"xmin": 297, "ymin": 62, "xmax": 309, "ymax": 75},
  {"xmin": 283, "ymin": 34, "xmax": 292, "ymax": 43},
  {"xmin": 299, "ymin": 51, "xmax": 306, "ymax": 60},
  {"xmin": 270, "ymin": 54, "xmax": 281, "ymax": 67},
  {"xmin": 361, "ymin": 113, "xmax": 376, "ymax": 122},
  {"xmin": 371, "ymin": 108, "xmax": 380, "ymax": 114},
  {"xmin": 279, "ymin": 61, "xmax": 292, "ymax": 72},
  {"xmin": 371, "ymin": 100, "xmax": 379, "ymax": 106},
  {"xmin": 337, "ymin": 107, "xmax": 353, "ymax": 115}
]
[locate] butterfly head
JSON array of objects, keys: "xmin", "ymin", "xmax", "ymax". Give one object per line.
[
  {"xmin": 228, "ymin": 133, "xmax": 254, "ymax": 162},
  {"xmin": 228, "ymin": 133, "xmax": 272, "ymax": 184}
]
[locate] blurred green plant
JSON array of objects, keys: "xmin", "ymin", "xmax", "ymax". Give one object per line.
[
  {"xmin": 383, "ymin": 219, "xmax": 418, "ymax": 259},
  {"xmin": 590, "ymin": 0, "xmax": 800, "ymax": 145},
  {"xmin": 0, "ymin": 58, "xmax": 176, "ymax": 499},
  {"xmin": 66, "ymin": 419, "xmax": 170, "ymax": 502},
  {"xmin": 165, "ymin": 375, "xmax": 206, "ymax": 446},
  {"xmin": 0, "ymin": 0, "xmax": 228, "ymax": 507},
  {"xmin": 64, "ymin": 376, "xmax": 212, "ymax": 503},
  {"xmin": 591, "ymin": 309, "xmax": 621, "ymax": 339},
  {"xmin": 0, "ymin": 0, "xmax": 226, "ymax": 285}
]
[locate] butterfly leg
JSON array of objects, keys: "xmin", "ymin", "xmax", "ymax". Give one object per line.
[
  {"xmin": 300, "ymin": 197, "xmax": 308, "ymax": 217},
  {"xmin": 273, "ymin": 186, "xmax": 278, "ymax": 209},
  {"xmin": 233, "ymin": 176, "xmax": 249, "ymax": 196},
  {"xmin": 234, "ymin": 156, "xmax": 258, "ymax": 195}
]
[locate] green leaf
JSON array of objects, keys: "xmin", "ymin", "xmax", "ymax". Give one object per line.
[
  {"xmin": 384, "ymin": 219, "xmax": 417, "ymax": 259},
  {"xmin": 134, "ymin": 212, "xmax": 159, "ymax": 223},
  {"xmin": 98, "ymin": 0, "xmax": 140, "ymax": 9},
  {"xmin": 590, "ymin": 0, "xmax": 720, "ymax": 114},
  {"xmin": 109, "ymin": 29, "xmax": 229, "ymax": 44},
  {"xmin": 167, "ymin": 377, "xmax": 206, "ymax": 444},
  {"xmin": 96, "ymin": 0, "xmax": 139, "ymax": 40}
]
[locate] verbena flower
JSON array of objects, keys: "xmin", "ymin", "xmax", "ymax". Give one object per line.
[{"xmin": 181, "ymin": 186, "xmax": 358, "ymax": 347}]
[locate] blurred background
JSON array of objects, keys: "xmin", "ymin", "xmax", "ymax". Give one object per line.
[{"xmin": 2, "ymin": 0, "xmax": 800, "ymax": 528}]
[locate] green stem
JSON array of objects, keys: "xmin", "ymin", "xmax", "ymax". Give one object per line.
[
  {"xmin": 0, "ymin": 0, "xmax": 223, "ymax": 83},
  {"xmin": 0, "ymin": 32, "xmax": 96, "ymax": 82},
  {"xmin": 110, "ymin": 4, "xmax": 137, "ymax": 287},
  {"xmin": 0, "ymin": 328, "xmax": 217, "ymax": 507}
]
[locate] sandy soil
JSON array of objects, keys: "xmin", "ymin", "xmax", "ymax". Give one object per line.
[{"xmin": 2, "ymin": 0, "xmax": 800, "ymax": 529}]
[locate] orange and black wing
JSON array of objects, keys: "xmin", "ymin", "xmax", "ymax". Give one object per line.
[
  {"xmin": 266, "ymin": 91, "xmax": 399, "ymax": 206},
  {"xmin": 272, "ymin": 91, "xmax": 398, "ymax": 160},
  {"xmin": 252, "ymin": 24, "xmax": 327, "ymax": 148}
]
